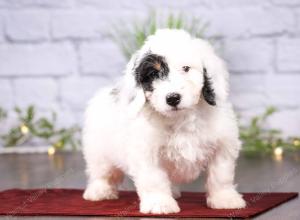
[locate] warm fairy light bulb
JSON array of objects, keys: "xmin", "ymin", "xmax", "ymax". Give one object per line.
[
  {"xmin": 293, "ymin": 139, "xmax": 300, "ymax": 146},
  {"xmin": 274, "ymin": 147, "xmax": 283, "ymax": 156},
  {"xmin": 274, "ymin": 147, "xmax": 283, "ymax": 161},
  {"xmin": 20, "ymin": 124, "xmax": 29, "ymax": 134},
  {"xmin": 48, "ymin": 146, "xmax": 56, "ymax": 156}
]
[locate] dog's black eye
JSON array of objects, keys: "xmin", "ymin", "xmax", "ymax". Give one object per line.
[
  {"xmin": 182, "ymin": 66, "xmax": 190, "ymax": 72},
  {"xmin": 148, "ymin": 69, "xmax": 159, "ymax": 79}
]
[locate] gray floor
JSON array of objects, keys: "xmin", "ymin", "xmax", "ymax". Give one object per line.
[{"xmin": 0, "ymin": 152, "xmax": 299, "ymax": 220}]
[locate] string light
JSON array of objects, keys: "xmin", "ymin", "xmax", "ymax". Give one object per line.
[
  {"xmin": 48, "ymin": 146, "xmax": 56, "ymax": 156},
  {"xmin": 274, "ymin": 146, "xmax": 283, "ymax": 161},
  {"xmin": 20, "ymin": 124, "xmax": 29, "ymax": 134},
  {"xmin": 274, "ymin": 147, "xmax": 283, "ymax": 156},
  {"xmin": 293, "ymin": 139, "xmax": 300, "ymax": 147}
]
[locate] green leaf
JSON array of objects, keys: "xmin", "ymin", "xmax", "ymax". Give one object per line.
[{"xmin": 26, "ymin": 105, "xmax": 35, "ymax": 122}]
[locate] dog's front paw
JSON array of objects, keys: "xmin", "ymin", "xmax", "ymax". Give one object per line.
[
  {"xmin": 83, "ymin": 180, "xmax": 118, "ymax": 201},
  {"xmin": 207, "ymin": 189, "xmax": 246, "ymax": 209},
  {"xmin": 140, "ymin": 194, "xmax": 180, "ymax": 214}
]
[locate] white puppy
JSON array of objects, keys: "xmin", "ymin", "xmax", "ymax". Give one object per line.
[{"xmin": 82, "ymin": 29, "xmax": 246, "ymax": 214}]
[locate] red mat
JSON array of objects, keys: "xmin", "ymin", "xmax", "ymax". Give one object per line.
[{"xmin": 0, "ymin": 189, "xmax": 297, "ymax": 218}]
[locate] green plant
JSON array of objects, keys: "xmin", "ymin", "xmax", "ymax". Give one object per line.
[
  {"xmin": 240, "ymin": 107, "xmax": 300, "ymax": 156},
  {"xmin": 110, "ymin": 11, "xmax": 209, "ymax": 59},
  {"xmin": 0, "ymin": 105, "xmax": 80, "ymax": 150}
]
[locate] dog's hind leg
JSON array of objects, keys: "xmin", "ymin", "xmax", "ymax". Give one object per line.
[{"xmin": 83, "ymin": 159, "xmax": 124, "ymax": 201}]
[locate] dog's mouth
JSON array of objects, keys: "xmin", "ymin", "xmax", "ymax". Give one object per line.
[
  {"xmin": 171, "ymin": 106, "xmax": 184, "ymax": 111},
  {"xmin": 164, "ymin": 107, "xmax": 186, "ymax": 116},
  {"xmin": 157, "ymin": 107, "xmax": 187, "ymax": 118}
]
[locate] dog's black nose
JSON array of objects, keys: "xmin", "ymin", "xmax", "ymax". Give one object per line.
[{"xmin": 166, "ymin": 93, "xmax": 181, "ymax": 107}]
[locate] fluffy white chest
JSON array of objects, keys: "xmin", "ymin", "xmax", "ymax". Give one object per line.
[{"xmin": 159, "ymin": 115, "xmax": 217, "ymax": 184}]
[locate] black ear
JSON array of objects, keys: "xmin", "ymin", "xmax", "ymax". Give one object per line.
[{"xmin": 202, "ymin": 67, "xmax": 216, "ymax": 106}]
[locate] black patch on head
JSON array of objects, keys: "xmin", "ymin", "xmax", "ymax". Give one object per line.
[
  {"xmin": 202, "ymin": 67, "xmax": 216, "ymax": 106},
  {"xmin": 134, "ymin": 54, "xmax": 169, "ymax": 91}
]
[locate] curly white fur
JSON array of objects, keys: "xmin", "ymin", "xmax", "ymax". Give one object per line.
[{"xmin": 82, "ymin": 29, "xmax": 246, "ymax": 214}]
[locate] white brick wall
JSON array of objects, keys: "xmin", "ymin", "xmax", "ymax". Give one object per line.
[
  {"xmin": 51, "ymin": 10, "xmax": 104, "ymax": 40},
  {"xmin": 14, "ymin": 78, "xmax": 59, "ymax": 110},
  {"xmin": 79, "ymin": 41, "xmax": 125, "ymax": 76},
  {"xmin": 296, "ymin": 10, "xmax": 300, "ymax": 34},
  {"xmin": 5, "ymin": 10, "xmax": 50, "ymax": 41},
  {"xmin": 0, "ymin": 14, "xmax": 4, "ymax": 42},
  {"xmin": 0, "ymin": 43, "xmax": 76, "ymax": 76},
  {"xmin": 276, "ymin": 38, "xmax": 300, "ymax": 72},
  {"xmin": 224, "ymin": 39, "xmax": 273, "ymax": 73},
  {"xmin": 60, "ymin": 76, "xmax": 110, "ymax": 111},
  {"xmin": 0, "ymin": 0, "xmax": 299, "ymax": 141},
  {"xmin": 0, "ymin": 79, "xmax": 13, "ymax": 109}
]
